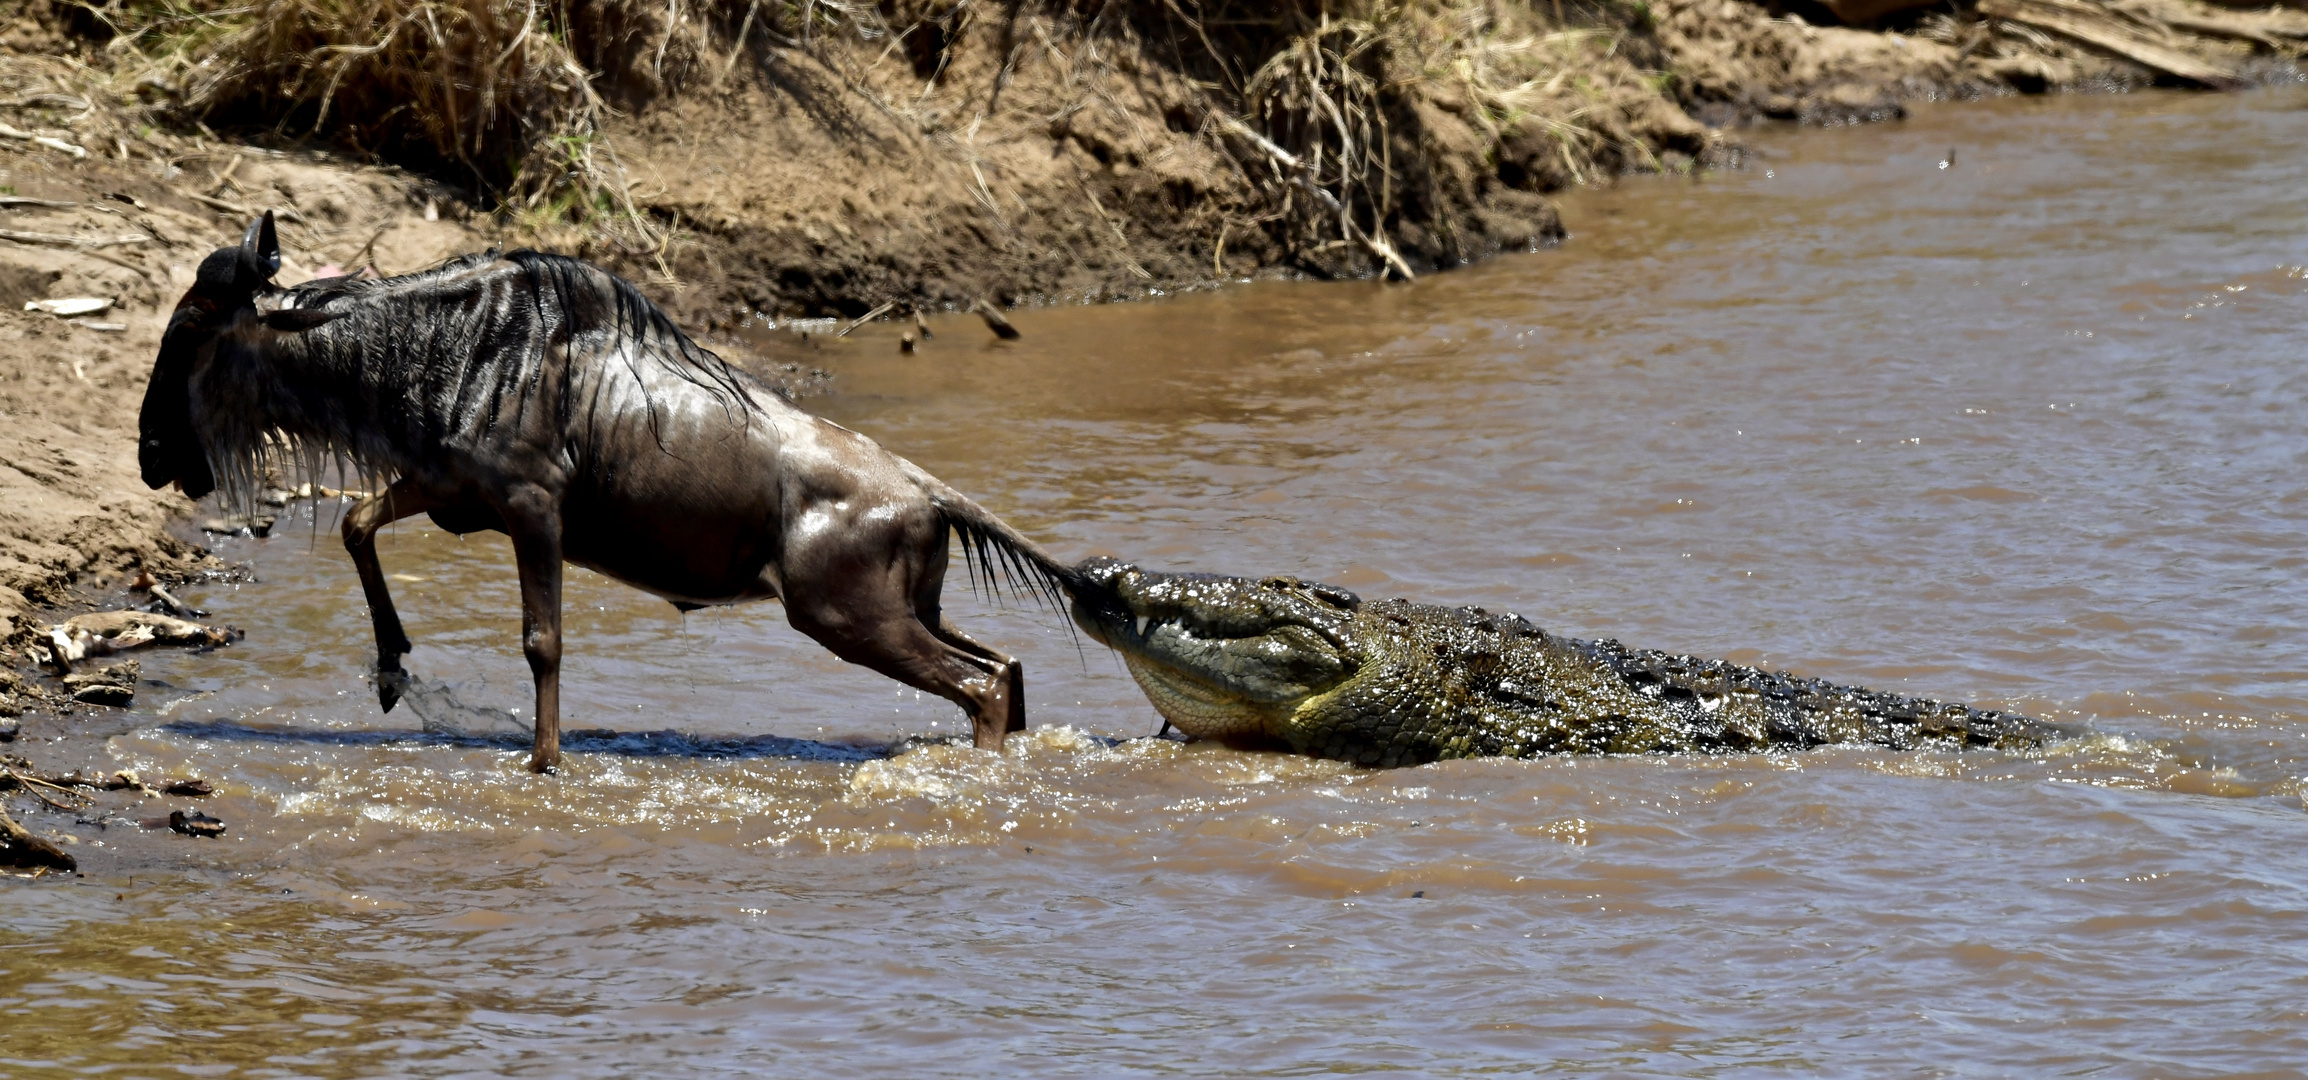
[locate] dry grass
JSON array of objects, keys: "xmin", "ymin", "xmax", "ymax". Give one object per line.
[
  {"xmin": 55, "ymin": 0, "xmax": 1691, "ymax": 277},
  {"xmin": 78, "ymin": 0, "xmax": 699, "ymax": 247},
  {"xmin": 1169, "ymin": 1, "xmax": 1691, "ymax": 276}
]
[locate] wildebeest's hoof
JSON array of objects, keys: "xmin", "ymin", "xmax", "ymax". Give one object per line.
[{"xmin": 375, "ymin": 668, "xmax": 410, "ymax": 713}]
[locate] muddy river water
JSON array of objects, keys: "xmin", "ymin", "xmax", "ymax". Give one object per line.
[{"xmin": 9, "ymin": 88, "xmax": 2308, "ymax": 1075}]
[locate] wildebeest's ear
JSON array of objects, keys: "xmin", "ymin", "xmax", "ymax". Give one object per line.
[
  {"xmin": 238, "ymin": 211, "xmax": 280, "ymax": 282},
  {"xmin": 139, "ymin": 305, "xmax": 217, "ymax": 499},
  {"xmin": 260, "ymin": 306, "xmax": 344, "ymax": 332}
]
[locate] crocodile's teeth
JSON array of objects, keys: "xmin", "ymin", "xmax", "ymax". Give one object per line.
[{"xmin": 1135, "ymin": 615, "xmax": 1149, "ymax": 637}]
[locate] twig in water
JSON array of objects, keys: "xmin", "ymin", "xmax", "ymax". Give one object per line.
[
  {"xmin": 1, "ymin": 767, "xmax": 92, "ymax": 813},
  {"xmin": 971, "ymin": 297, "xmax": 1021, "ymax": 340},
  {"xmin": 837, "ymin": 300, "xmax": 896, "ymax": 336},
  {"xmin": 132, "ymin": 568, "xmax": 193, "ymax": 617}
]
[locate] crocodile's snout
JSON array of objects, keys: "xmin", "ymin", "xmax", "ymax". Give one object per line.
[{"xmin": 1067, "ymin": 558, "xmax": 1362, "ymax": 734}]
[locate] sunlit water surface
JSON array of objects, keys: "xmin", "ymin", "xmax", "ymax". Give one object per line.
[{"xmin": 6, "ymin": 88, "xmax": 2308, "ymax": 1077}]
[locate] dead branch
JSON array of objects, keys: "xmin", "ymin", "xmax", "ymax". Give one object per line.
[
  {"xmin": 0, "ymin": 227, "xmax": 149, "ymax": 248},
  {"xmin": 837, "ymin": 300, "xmax": 896, "ymax": 335},
  {"xmin": 0, "ymin": 121, "xmax": 87, "ymax": 157},
  {"xmin": 1218, "ymin": 116, "xmax": 1415, "ymax": 282},
  {"xmin": 1980, "ymin": 0, "xmax": 2246, "ymax": 88}
]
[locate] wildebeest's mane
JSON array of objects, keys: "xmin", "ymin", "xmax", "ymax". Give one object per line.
[{"xmin": 202, "ymin": 249, "xmax": 763, "ymax": 513}]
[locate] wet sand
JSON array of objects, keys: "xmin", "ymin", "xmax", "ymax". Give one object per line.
[{"xmin": 5, "ymin": 87, "xmax": 2308, "ymax": 1075}]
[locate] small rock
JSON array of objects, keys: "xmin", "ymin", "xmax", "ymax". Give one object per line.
[
  {"xmin": 102, "ymin": 769, "xmax": 141, "ymax": 790},
  {"xmin": 200, "ymin": 515, "xmax": 275, "ymax": 538},
  {"xmin": 0, "ymin": 716, "xmax": 17, "ymax": 742},
  {"xmin": 160, "ymin": 778, "xmax": 212, "ymax": 797},
  {"xmin": 62, "ymin": 660, "xmax": 138, "ymax": 707},
  {"xmin": 169, "ymin": 810, "xmax": 225, "ymax": 838},
  {"xmin": 1, "ymin": 806, "xmax": 75, "ymax": 871},
  {"xmin": 24, "ymin": 297, "xmax": 112, "ymax": 317}
]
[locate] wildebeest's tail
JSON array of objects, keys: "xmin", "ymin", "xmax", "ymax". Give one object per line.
[{"xmin": 931, "ymin": 489, "xmax": 1085, "ymax": 612}]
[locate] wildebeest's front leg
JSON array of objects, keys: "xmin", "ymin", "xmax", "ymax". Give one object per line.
[
  {"xmin": 503, "ymin": 497, "xmax": 565, "ymax": 773},
  {"xmin": 342, "ymin": 479, "xmax": 437, "ymax": 713}
]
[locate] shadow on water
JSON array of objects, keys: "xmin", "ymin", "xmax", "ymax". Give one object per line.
[{"xmin": 155, "ymin": 718, "xmax": 896, "ymax": 762}]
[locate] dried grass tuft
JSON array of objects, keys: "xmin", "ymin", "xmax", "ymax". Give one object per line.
[{"xmin": 55, "ymin": 0, "xmax": 1697, "ymax": 277}]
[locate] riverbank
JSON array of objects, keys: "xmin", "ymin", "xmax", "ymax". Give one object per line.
[
  {"xmin": 44, "ymin": 0, "xmax": 2308, "ymax": 320},
  {"xmin": 3, "ymin": 0, "xmax": 2304, "ymax": 672}
]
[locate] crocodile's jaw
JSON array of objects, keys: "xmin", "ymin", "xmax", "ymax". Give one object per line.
[
  {"xmin": 1070, "ymin": 557, "xmax": 1362, "ymax": 739},
  {"xmin": 1117, "ymin": 653, "xmax": 1289, "ymax": 738}
]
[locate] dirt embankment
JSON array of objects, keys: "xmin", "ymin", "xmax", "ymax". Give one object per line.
[
  {"xmin": 469, "ymin": 0, "xmax": 2308, "ymax": 318},
  {"xmin": 44, "ymin": 0, "xmax": 2308, "ymax": 325},
  {"xmin": 2, "ymin": 0, "xmax": 2304, "ymax": 678}
]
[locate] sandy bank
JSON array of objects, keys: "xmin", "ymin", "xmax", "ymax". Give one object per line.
[{"xmin": 0, "ymin": 53, "xmax": 495, "ymax": 666}]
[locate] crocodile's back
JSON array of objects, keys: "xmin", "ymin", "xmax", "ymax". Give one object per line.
[{"xmin": 1276, "ymin": 599, "xmax": 2053, "ymax": 765}]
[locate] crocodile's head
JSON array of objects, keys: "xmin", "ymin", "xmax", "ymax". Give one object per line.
[{"xmin": 1069, "ymin": 557, "xmax": 1367, "ymax": 740}]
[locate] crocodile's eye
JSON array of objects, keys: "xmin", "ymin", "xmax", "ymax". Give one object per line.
[{"xmin": 1306, "ymin": 583, "xmax": 1360, "ymax": 610}]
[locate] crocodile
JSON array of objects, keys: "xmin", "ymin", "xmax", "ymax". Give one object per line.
[{"xmin": 1068, "ymin": 557, "xmax": 2055, "ymax": 765}]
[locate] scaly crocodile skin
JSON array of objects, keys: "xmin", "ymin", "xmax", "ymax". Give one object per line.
[{"xmin": 1070, "ymin": 558, "xmax": 2052, "ymax": 767}]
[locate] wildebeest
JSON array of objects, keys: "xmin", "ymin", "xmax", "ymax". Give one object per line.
[{"xmin": 139, "ymin": 213, "xmax": 1080, "ymax": 771}]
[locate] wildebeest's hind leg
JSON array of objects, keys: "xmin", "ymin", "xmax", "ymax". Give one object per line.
[
  {"xmin": 929, "ymin": 616, "xmax": 1027, "ymax": 740},
  {"xmin": 779, "ymin": 512, "xmax": 1026, "ymax": 751},
  {"xmin": 341, "ymin": 479, "xmax": 438, "ymax": 713}
]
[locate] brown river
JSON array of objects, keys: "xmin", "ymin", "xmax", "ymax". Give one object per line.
[{"xmin": 8, "ymin": 87, "xmax": 2308, "ymax": 1076}]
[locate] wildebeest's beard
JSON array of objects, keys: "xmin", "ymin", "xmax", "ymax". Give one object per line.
[{"xmin": 139, "ymin": 301, "xmax": 219, "ymax": 499}]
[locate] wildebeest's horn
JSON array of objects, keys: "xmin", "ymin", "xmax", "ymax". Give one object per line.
[{"xmin": 238, "ymin": 211, "xmax": 280, "ymax": 282}]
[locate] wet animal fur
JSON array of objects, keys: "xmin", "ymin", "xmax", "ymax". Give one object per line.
[
  {"xmin": 140, "ymin": 214, "xmax": 1079, "ymax": 770},
  {"xmin": 160, "ymin": 247, "xmax": 756, "ymax": 522}
]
